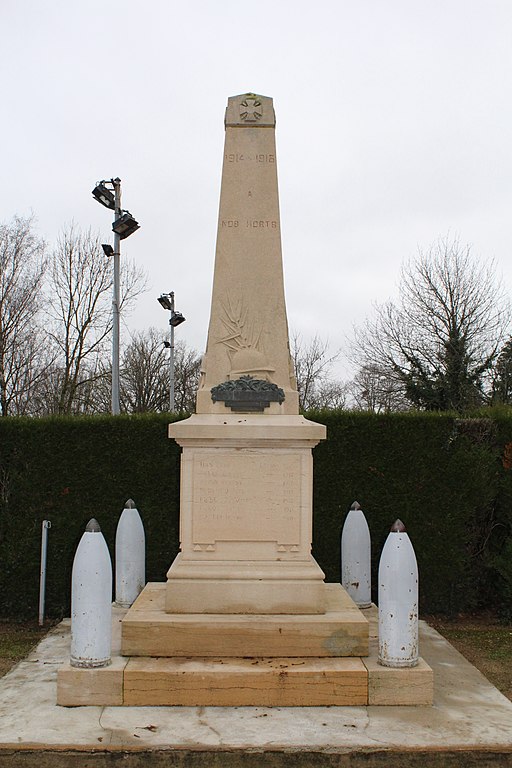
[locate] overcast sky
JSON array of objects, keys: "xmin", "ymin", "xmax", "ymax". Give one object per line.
[{"xmin": 2, "ymin": 1, "xmax": 511, "ymax": 380}]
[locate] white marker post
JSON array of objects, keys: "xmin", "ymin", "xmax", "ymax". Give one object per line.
[
  {"xmin": 115, "ymin": 499, "xmax": 145, "ymax": 607},
  {"xmin": 378, "ymin": 519, "xmax": 419, "ymax": 668},
  {"xmin": 341, "ymin": 501, "xmax": 371, "ymax": 608},
  {"xmin": 70, "ymin": 519, "xmax": 112, "ymax": 668},
  {"xmin": 38, "ymin": 520, "xmax": 51, "ymax": 626}
]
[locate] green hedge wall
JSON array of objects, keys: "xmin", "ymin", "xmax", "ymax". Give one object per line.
[
  {"xmin": 310, "ymin": 409, "xmax": 510, "ymax": 614},
  {"xmin": 0, "ymin": 409, "xmax": 511, "ymax": 618},
  {"xmin": 0, "ymin": 414, "xmax": 182, "ymax": 618}
]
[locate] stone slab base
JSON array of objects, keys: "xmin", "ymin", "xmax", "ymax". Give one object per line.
[
  {"xmin": 57, "ymin": 586, "xmax": 433, "ymax": 707},
  {"xmin": 121, "ymin": 582, "xmax": 368, "ymax": 657},
  {"xmin": 124, "ymin": 656, "xmax": 368, "ymax": 706},
  {"xmin": 57, "ymin": 652, "xmax": 433, "ymax": 707},
  {"xmin": 364, "ymin": 656, "xmax": 434, "ymax": 706},
  {"xmin": 57, "ymin": 657, "xmax": 128, "ymax": 706}
]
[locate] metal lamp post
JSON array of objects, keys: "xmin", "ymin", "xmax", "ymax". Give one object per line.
[
  {"xmin": 158, "ymin": 292, "xmax": 186, "ymax": 412},
  {"xmin": 92, "ymin": 178, "xmax": 139, "ymax": 415}
]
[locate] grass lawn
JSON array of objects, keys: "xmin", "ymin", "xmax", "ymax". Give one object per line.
[
  {"xmin": 0, "ymin": 614, "xmax": 510, "ymax": 703},
  {"xmin": 0, "ymin": 620, "xmax": 51, "ymax": 677}
]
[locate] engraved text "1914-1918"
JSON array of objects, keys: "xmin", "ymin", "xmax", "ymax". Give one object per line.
[{"xmin": 225, "ymin": 154, "xmax": 275, "ymax": 163}]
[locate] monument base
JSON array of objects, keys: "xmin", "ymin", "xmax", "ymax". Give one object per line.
[
  {"xmin": 57, "ymin": 592, "xmax": 434, "ymax": 707},
  {"xmin": 58, "ymin": 653, "xmax": 433, "ymax": 708},
  {"xmin": 166, "ymin": 413, "xmax": 327, "ymax": 615},
  {"xmin": 122, "ymin": 655, "xmax": 369, "ymax": 707},
  {"xmin": 165, "ymin": 555, "xmax": 326, "ymax": 614},
  {"xmin": 122, "ymin": 582, "xmax": 368, "ymax": 657}
]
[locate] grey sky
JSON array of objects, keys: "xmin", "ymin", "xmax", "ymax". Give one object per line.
[{"xmin": 2, "ymin": 0, "xmax": 511, "ymax": 380}]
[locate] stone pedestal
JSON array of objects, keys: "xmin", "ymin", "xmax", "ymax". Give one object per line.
[{"xmin": 166, "ymin": 414, "xmax": 326, "ymax": 614}]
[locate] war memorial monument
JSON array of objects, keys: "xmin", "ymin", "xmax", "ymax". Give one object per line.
[{"xmin": 58, "ymin": 93, "xmax": 432, "ymax": 707}]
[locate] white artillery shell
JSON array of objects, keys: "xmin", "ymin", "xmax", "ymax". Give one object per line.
[
  {"xmin": 341, "ymin": 502, "xmax": 371, "ymax": 608},
  {"xmin": 115, "ymin": 499, "xmax": 145, "ymax": 607},
  {"xmin": 71, "ymin": 519, "xmax": 112, "ymax": 668},
  {"xmin": 378, "ymin": 520, "xmax": 419, "ymax": 668}
]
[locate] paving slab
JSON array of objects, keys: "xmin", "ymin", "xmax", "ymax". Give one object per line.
[{"xmin": 0, "ymin": 608, "xmax": 511, "ymax": 767}]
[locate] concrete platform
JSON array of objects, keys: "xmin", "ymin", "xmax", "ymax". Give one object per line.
[{"xmin": 0, "ymin": 606, "xmax": 512, "ymax": 767}]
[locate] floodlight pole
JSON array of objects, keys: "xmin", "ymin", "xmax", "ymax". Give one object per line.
[
  {"xmin": 158, "ymin": 291, "xmax": 185, "ymax": 412},
  {"xmin": 169, "ymin": 291, "xmax": 175, "ymax": 413},
  {"xmin": 112, "ymin": 178, "xmax": 121, "ymax": 415}
]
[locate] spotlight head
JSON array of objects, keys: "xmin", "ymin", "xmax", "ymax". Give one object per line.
[
  {"xmin": 157, "ymin": 294, "xmax": 173, "ymax": 311},
  {"xmin": 163, "ymin": 341, "xmax": 171, "ymax": 349},
  {"xmin": 112, "ymin": 211, "xmax": 140, "ymax": 240},
  {"xmin": 101, "ymin": 243, "xmax": 114, "ymax": 258},
  {"xmin": 170, "ymin": 311, "xmax": 186, "ymax": 328},
  {"xmin": 92, "ymin": 182, "xmax": 116, "ymax": 210}
]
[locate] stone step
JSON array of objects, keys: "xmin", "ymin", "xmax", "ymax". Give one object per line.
[
  {"xmin": 121, "ymin": 582, "xmax": 369, "ymax": 658},
  {"xmin": 124, "ymin": 656, "xmax": 368, "ymax": 706},
  {"xmin": 57, "ymin": 652, "xmax": 434, "ymax": 707}
]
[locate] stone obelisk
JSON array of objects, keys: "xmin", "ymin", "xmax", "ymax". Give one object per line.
[
  {"xmin": 195, "ymin": 93, "xmax": 298, "ymax": 415},
  {"xmin": 166, "ymin": 93, "xmax": 327, "ymax": 615}
]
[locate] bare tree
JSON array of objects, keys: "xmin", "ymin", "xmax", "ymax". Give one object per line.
[
  {"xmin": 173, "ymin": 339, "xmax": 201, "ymax": 412},
  {"xmin": 120, "ymin": 328, "xmax": 169, "ymax": 413},
  {"xmin": 291, "ymin": 333, "xmax": 346, "ymax": 410},
  {"xmin": 313, "ymin": 379, "xmax": 349, "ymax": 410},
  {"xmin": 120, "ymin": 329, "xmax": 200, "ymax": 413},
  {"xmin": 30, "ymin": 359, "xmax": 108, "ymax": 415},
  {"xmin": 351, "ymin": 237, "xmax": 511, "ymax": 412},
  {"xmin": 6, "ymin": 335, "xmax": 57, "ymax": 416},
  {"xmin": 46, "ymin": 224, "xmax": 146, "ymax": 414},
  {"xmin": 0, "ymin": 216, "xmax": 48, "ymax": 416},
  {"xmin": 348, "ymin": 364, "xmax": 409, "ymax": 413}
]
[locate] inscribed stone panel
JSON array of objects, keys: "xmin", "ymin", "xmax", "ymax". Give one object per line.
[{"xmin": 191, "ymin": 452, "xmax": 301, "ymax": 546}]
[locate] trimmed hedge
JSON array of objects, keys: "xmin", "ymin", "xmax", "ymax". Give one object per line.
[
  {"xmin": 0, "ymin": 409, "xmax": 511, "ymax": 618},
  {"xmin": 310, "ymin": 409, "xmax": 509, "ymax": 614},
  {"xmin": 0, "ymin": 414, "xmax": 181, "ymax": 618}
]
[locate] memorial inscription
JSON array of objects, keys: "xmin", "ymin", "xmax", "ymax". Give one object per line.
[
  {"xmin": 225, "ymin": 153, "xmax": 275, "ymax": 163},
  {"xmin": 191, "ymin": 452, "xmax": 301, "ymax": 547},
  {"xmin": 221, "ymin": 220, "xmax": 278, "ymax": 228}
]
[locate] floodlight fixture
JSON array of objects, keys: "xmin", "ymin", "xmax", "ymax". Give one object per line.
[
  {"xmin": 91, "ymin": 176, "xmax": 140, "ymax": 416},
  {"xmin": 92, "ymin": 182, "xmax": 116, "ymax": 210},
  {"xmin": 112, "ymin": 211, "xmax": 140, "ymax": 240},
  {"xmin": 158, "ymin": 290, "xmax": 186, "ymax": 412},
  {"xmin": 169, "ymin": 311, "xmax": 186, "ymax": 327},
  {"xmin": 157, "ymin": 294, "xmax": 173, "ymax": 311}
]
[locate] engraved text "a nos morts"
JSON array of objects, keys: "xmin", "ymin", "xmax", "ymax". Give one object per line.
[{"xmin": 221, "ymin": 220, "xmax": 278, "ymax": 229}]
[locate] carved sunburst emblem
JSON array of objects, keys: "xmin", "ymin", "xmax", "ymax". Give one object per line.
[{"xmin": 240, "ymin": 96, "xmax": 262, "ymax": 122}]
